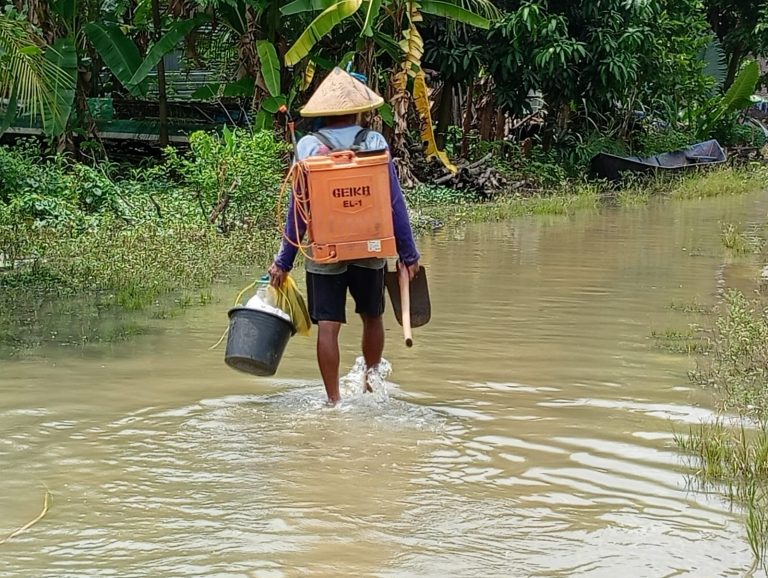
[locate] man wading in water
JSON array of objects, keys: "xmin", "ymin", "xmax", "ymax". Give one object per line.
[{"xmin": 268, "ymin": 68, "xmax": 420, "ymax": 406}]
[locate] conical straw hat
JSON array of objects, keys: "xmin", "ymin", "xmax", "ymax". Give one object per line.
[{"xmin": 300, "ymin": 67, "xmax": 384, "ymax": 117}]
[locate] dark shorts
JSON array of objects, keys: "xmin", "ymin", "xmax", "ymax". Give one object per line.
[{"xmin": 306, "ymin": 266, "xmax": 386, "ymax": 324}]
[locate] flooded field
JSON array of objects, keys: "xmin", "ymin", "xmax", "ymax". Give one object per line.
[{"xmin": 2, "ymin": 191, "xmax": 768, "ymax": 577}]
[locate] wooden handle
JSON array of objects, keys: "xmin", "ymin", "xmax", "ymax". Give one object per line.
[{"xmin": 398, "ymin": 264, "xmax": 413, "ymax": 347}]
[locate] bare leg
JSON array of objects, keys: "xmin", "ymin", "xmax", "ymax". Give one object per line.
[
  {"xmin": 361, "ymin": 314, "xmax": 384, "ymax": 392},
  {"xmin": 317, "ymin": 321, "xmax": 342, "ymax": 404}
]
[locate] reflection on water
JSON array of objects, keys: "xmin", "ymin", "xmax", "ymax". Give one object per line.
[{"xmin": 2, "ymin": 192, "xmax": 768, "ymax": 577}]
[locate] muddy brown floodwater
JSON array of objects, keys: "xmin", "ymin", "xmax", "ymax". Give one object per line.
[{"xmin": 3, "ymin": 191, "xmax": 768, "ymax": 577}]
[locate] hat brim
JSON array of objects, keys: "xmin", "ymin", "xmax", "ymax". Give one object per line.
[
  {"xmin": 298, "ymin": 67, "xmax": 385, "ymax": 118},
  {"xmin": 299, "ymin": 100, "xmax": 384, "ymax": 118}
]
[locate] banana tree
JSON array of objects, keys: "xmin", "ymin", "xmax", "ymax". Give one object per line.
[
  {"xmin": 281, "ymin": 0, "xmax": 497, "ymax": 173},
  {"xmin": 692, "ymin": 59, "xmax": 762, "ymax": 139},
  {"xmin": 84, "ymin": 11, "xmax": 206, "ymax": 145}
]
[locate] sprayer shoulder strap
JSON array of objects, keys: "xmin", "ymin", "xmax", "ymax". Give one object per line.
[{"xmin": 311, "ymin": 128, "xmax": 370, "ymax": 152}]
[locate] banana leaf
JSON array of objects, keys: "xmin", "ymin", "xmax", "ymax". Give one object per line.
[
  {"xmin": 281, "ymin": 0, "xmax": 337, "ymax": 15},
  {"xmin": 84, "ymin": 22, "xmax": 145, "ymax": 97},
  {"xmin": 301, "ymin": 59, "xmax": 316, "ymax": 91},
  {"xmin": 372, "ymin": 30, "xmax": 403, "ymax": 59},
  {"xmin": 362, "ymin": 0, "xmax": 383, "ymax": 37},
  {"xmin": 399, "ymin": 24, "xmax": 423, "ymax": 77},
  {"xmin": 378, "ymin": 101, "xmax": 394, "ymax": 127},
  {"xmin": 700, "ymin": 60, "xmax": 760, "ymax": 137},
  {"xmin": 254, "ymin": 109, "xmax": 273, "ymax": 131},
  {"xmin": 721, "ymin": 60, "xmax": 760, "ymax": 113},
  {"xmin": 41, "ymin": 37, "xmax": 77, "ymax": 136},
  {"xmin": 50, "ymin": 0, "xmax": 77, "ymax": 30},
  {"xmin": 413, "ymin": 70, "xmax": 456, "ymax": 172},
  {"xmin": 261, "ymin": 95, "xmax": 287, "ymax": 114},
  {"xmin": 127, "ymin": 17, "xmax": 205, "ymax": 89},
  {"xmin": 217, "ymin": 1, "xmax": 247, "ymax": 34},
  {"xmin": 284, "ymin": 0, "xmax": 362, "ymax": 66},
  {"xmin": 257, "ymin": 40, "xmax": 281, "ymax": 97},
  {"xmin": 419, "ymin": 0, "xmax": 490, "ymax": 28}
]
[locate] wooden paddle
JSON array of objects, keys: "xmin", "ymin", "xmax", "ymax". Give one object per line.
[{"xmin": 385, "ymin": 262, "xmax": 431, "ymax": 346}]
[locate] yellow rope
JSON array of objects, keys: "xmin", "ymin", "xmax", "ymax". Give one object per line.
[
  {"xmin": 209, "ymin": 279, "xmax": 260, "ymax": 350},
  {"xmin": 209, "ymin": 326, "xmax": 229, "ymax": 351},
  {"xmin": 0, "ymin": 488, "xmax": 51, "ymax": 545},
  {"xmin": 233, "ymin": 279, "xmax": 258, "ymax": 308}
]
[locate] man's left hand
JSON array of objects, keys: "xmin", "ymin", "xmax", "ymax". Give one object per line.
[{"xmin": 404, "ymin": 261, "xmax": 420, "ymax": 281}]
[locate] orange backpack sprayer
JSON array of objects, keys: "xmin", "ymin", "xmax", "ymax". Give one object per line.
[{"xmin": 279, "ymin": 127, "xmax": 398, "ymax": 264}]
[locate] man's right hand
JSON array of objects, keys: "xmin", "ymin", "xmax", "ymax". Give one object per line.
[{"xmin": 268, "ymin": 262, "xmax": 288, "ymax": 288}]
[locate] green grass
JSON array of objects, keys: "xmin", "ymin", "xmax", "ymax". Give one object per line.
[
  {"xmin": 720, "ymin": 222, "xmax": 755, "ymax": 254},
  {"xmin": 650, "ymin": 327, "xmax": 707, "ymax": 354},
  {"xmin": 0, "ymin": 223, "xmax": 276, "ymax": 353},
  {"xmin": 615, "ymin": 186, "xmax": 652, "ymax": 207},
  {"xmin": 1, "ymin": 224, "xmax": 277, "ymax": 310},
  {"xmin": 691, "ymin": 290, "xmax": 768, "ymax": 422},
  {"xmin": 669, "ymin": 300, "xmax": 715, "ymax": 315},
  {"xmin": 677, "ymin": 422, "xmax": 768, "ymax": 570},
  {"xmin": 423, "ymin": 183, "xmax": 600, "ymax": 225},
  {"xmin": 671, "ymin": 166, "xmax": 767, "ymax": 200}
]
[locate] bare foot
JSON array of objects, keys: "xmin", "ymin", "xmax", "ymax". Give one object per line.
[
  {"xmin": 363, "ymin": 368, "xmax": 374, "ymax": 393},
  {"xmin": 325, "ymin": 396, "xmax": 341, "ymax": 407}
]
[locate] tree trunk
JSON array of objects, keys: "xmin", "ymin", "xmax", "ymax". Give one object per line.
[
  {"xmin": 152, "ymin": 0, "xmax": 168, "ymax": 147},
  {"xmin": 479, "ymin": 98, "xmax": 494, "ymax": 141},
  {"xmin": 461, "ymin": 83, "xmax": 474, "ymax": 157},
  {"xmin": 724, "ymin": 46, "xmax": 744, "ymax": 89},
  {"xmin": 494, "ymin": 108, "xmax": 505, "ymax": 141},
  {"xmin": 435, "ymin": 81, "xmax": 454, "ymax": 150}
]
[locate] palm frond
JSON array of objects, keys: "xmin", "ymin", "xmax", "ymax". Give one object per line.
[{"xmin": 0, "ymin": 14, "xmax": 71, "ymax": 134}]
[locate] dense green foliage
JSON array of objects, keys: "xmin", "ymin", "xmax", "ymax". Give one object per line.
[
  {"xmin": 0, "ymin": 131, "xmax": 286, "ymax": 312},
  {"xmin": 2, "ymin": 0, "xmax": 766, "ymax": 163},
  {"xmin": 165, "ymin": 127, "xmax": 290, "ymax": 228}
]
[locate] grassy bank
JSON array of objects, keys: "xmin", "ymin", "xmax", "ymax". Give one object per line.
[{"xmin": 407, "ymin": 164, "xmax": 767, "ymax": 228}]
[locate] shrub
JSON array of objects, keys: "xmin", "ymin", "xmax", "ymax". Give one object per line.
[
  {"xmin": 165, "ymin": 128, "xmax": 289, "ymax": 228},
  {"xmin": 471, "ymin": 140, "xmax": 569, "ymax": 189},
  {"xmin": 713, "ymin": 119, "xmax": 768, "ymax": 149},
  {"xmin": 405, "ymin": 184, "xmax": 471, "ymax": 206},
  {"xmin": 552, "ymin": 131, "xmax": 627, "ymax": 176},
  {"xmin": 71, "ymin": 164, "xmax": 122, "ymax": 214},
  {"xmin": 634, "ymin": 126, "xmax": 695, "ymax": 156},
  {"xmin": 0, "ymin": 204, "xmax": 36, "ymax": 269}
]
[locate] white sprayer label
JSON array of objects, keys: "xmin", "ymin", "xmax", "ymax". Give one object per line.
[{"xmin": 368, "ymin": 240, "xmax": 382, "ymax": 253}]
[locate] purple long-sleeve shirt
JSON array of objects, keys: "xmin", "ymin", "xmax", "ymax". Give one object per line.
[{"xmin": 274, "ymin": 127, "xmax": 420, "ymax": 272}]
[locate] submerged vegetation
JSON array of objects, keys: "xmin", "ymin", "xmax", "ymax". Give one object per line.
[{"xmin": 678, "ymin": 290, "xmax": 768, "ymax": 571}]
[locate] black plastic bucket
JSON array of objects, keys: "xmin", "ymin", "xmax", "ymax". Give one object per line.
[{"xmin": 224, "ymin": 307, "xmax": 295, "ymax": 376}]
